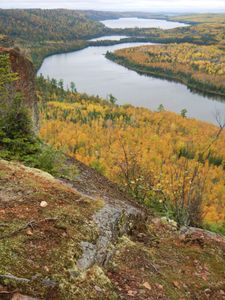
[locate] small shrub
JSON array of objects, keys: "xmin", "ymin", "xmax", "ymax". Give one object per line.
[
  {"xmin": 204, "ymin": 222, "xmax": 225, "ymax": 235},
  {"xmin": 90, "ymin": 160, "xmax": 105, "ymax": 175},
  {"xmin": 0, "ymin": 95, "xmax": 40, "ymax": 161},
  {"xmin": 33, "ymin": 145, "xmax": 79, "ymax": 179}
]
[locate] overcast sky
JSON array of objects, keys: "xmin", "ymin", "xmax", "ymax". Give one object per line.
[{"xmin": 0, "ymin": 0, "xmax": 225, "ymax": 12}]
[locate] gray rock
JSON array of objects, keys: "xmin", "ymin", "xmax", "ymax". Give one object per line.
[{"xmin": 77, "ymin": 201, "xmax": 145, "ymax": 271}]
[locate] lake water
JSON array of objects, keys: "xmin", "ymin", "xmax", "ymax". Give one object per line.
[
  {"xmin": 38, "ymin": 18, "xmax": 225, "ymax": 125},
  {"xmin": 101, "ymin": 17, "xmax": 189, "ymax": 29},
  {"xmin": 89, "ymin": 35, "xmax": 129, "ymax": 41}
]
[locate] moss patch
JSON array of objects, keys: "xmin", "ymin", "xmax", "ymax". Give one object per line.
[{"xmin": 0, "ymin": 159, "xmax": 104, "ymax": 299}]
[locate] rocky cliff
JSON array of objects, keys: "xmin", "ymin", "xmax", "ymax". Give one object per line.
[{"xmin": 0, "ymin": 47, "xmax": 39, "ymax": 131}]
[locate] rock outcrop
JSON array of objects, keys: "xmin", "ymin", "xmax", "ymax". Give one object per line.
[
  {"xmin": 0, "ymin": 47, "xmax": 39, "ymax": 131},
  {"xmin": 0, "ymin": 158, "xmax": 225, "ymax": 299}
]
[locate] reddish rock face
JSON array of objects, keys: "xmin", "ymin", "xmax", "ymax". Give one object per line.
[{"xmin": 0, "ymin": 47, "xmax": 39, "ymax": 131}]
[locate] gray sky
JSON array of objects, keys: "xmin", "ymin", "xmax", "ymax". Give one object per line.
[{"xmin": 0, "ymin": 0, "xmax": 225, "ymax": 12}]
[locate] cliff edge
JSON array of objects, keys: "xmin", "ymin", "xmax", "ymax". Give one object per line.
[{"xmin": 0, "ymin": 47, "xmax": 39, "ymax": 131}]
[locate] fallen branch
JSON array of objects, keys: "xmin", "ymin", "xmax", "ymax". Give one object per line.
[
  {"xmin": 0, "ymin": 218, "xmax": 58, "ymax": 240},
  {"xmin": 0, "ymin": 274, "xmax": 30, "ymax": 283},
  {"xmin": 0, "ymin": 273, "xmax": 57, "ymax": 288},
  {"xmin": 0, "ymin": 220, "xmax": 36, "ymax": 239}
]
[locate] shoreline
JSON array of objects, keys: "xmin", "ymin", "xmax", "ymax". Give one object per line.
[{"xmin": 105, "ymin": 52, "xmax": 225, "ymax": 101}]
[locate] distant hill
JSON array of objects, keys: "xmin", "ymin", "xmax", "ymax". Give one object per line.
[
  {"xmin": 79, "ymin": 10, "xmax": 170, "ymax": 21},
  {"xmin": 0, "ymin": 9, "xmax": 106, "ymax": 42},
  {"xmin": 0, "ymin": 9, "xmax": 108, "ymax": 69}
]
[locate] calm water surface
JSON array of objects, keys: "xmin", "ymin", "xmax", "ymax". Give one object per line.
[
  {"xmin": 101, "ymin": 17, "xmax": 189, "ymax": 29},
  {"xmin": 38, "ymin": 19, "xmax": 225, "ymax": 125},
  {"xmin": 89, "ymin": 35, "xmax": 129, "ymax": 41}
]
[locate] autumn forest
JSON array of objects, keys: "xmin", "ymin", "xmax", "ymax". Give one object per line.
[
  {"xmin": 36, "ymin": 76, "xmax": 225, "ymax": 233},
  {"xmin": 0, "ymin": 9, "xmax": 225, "ymax": 234}
]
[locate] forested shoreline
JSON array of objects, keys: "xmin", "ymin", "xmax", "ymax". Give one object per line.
[
  {"xmin": 106, "ymin": 52, "xmax": 225, "ymax": 99},
  {"xmin": 1, "ymin": 10, "xmax": 225, "ymax": 71}
]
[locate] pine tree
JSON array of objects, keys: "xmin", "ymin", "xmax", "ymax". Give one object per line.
[
  {"xmin": 0, "ymin": 53, "xmax": 40, "ymax": 160},
  {"xmin": 0, "ymin": 53, "xmax": 18, "ymax": 116}
]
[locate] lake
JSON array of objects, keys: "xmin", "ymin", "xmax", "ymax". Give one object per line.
[
  {"xmin": 101, "ymin": 17, "xmax": 189, "ymax": 29},
  {"xmin": 38, "ymin": 19, "xmax": 225, "ymax": 125},
  {"xmin": 89, "ymin": 35, "xmax": 129, "ymax": 41}
]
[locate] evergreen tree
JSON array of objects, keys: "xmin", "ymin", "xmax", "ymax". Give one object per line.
[
  {"xmin": 181, "ymin": 108, "xmax": 188, "ymax": 118},
  {"xmin": 157, "ymin": 104, "xmax": 165, "ymax": 112},
  {"xmin": 0, "ymin": 53, "xmax": 40, "ymax": 160},
  {"xmin": 0, "ymin": 54, "xmax": 18, "ymax": 116}
]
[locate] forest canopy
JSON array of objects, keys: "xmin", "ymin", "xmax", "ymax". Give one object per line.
[
  {"xmin": 0, "ymin": 9, "xmax": 106, "ymax": 42},
  {"xmin": 106, "ymin": 43, "xmax": 225, "ymax": 97},
  {"xmin": 37, "ymin": 76, "xmax": 225, "ymax": 232}
]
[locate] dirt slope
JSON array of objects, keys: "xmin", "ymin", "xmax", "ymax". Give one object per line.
[
  {"xmin": 0, "ymin": 159, "xmax": 144, "ymax": 299},
  {"xmin": 0, "ymin": 158, "xmax": 224, "ymax": 300}
]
